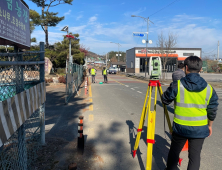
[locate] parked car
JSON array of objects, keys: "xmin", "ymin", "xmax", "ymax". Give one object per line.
[{"xmin": 109, "ymin": 67, "xmax": 117, "ymax": 74}]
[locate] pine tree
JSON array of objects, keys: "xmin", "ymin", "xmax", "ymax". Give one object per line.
[
  {"xmin": 54, "ymin": 33, "xmax": 85, "ymax": 67},
  {"xmin": 29, "ymin": 0, "xmax": 73, "ymax": 47},
  {"xmin": 30, "ymin": 9, "xmax": 41, "ymax": 42}
]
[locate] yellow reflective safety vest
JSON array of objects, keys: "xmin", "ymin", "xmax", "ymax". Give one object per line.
[
  {"xmin": 103, "ymin": 69, "xmax": 107, "ymax": 75},
  {"xmin": 91, "ymin": 68, "xmax": 95, "ymax": 75},
  {"xmin": 174, "ymin": 80, "xmax": 213, "ymax": 126}
]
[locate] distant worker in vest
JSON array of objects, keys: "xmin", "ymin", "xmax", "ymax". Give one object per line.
[
  {"xmin": 162, "ymin": 56, "xmax": 218, "ymax": 170},
  {"xmin": 102, "ymin": 67, "xmax": 108, "ymax": 83},
  {"xmin": 172, "ymin": 63, "xmax": 185, "ymax": 82},
  {"xmin": 91, "ymin": 67, "xmax": 96, "ymax": 83}
]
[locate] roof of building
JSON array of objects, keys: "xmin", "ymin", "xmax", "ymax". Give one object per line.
[
  {"xmin": 111, "ymin": 62, "xmax": 126, "ymax": 65},
  {"xmin": 126, "ymin": 47, "xmax": 202, "ymax": 51}
]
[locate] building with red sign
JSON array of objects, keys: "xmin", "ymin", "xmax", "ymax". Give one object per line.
[{"xmin": 126, "ymin": 47, "xmax": 202, "ymax": 73}]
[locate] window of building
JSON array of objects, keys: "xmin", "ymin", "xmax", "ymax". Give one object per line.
[
  {"xmin": 183, "ymin": 53, "xmax": 194, "ymax": 56},
  {"xmin": 131, "ymin": 61, "xmax": 133, "ymax": 68}
]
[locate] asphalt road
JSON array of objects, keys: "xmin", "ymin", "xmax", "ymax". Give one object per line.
[{"xmin": 84, "ymin": 71, "xmax": 222, "ymax": 170}]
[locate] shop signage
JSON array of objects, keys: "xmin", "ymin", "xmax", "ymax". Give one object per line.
[
  {"xmin": 0, "ymin": 0, "xmax": 30, "ymax": 49},
  {"xmin": 139, "ymin": 49, "xmax": 176, "ymax": 54}
]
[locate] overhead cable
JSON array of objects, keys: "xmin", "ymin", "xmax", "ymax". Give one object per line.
[{"xmin": 149, "ymin": 0, "xmax": 182, "ymax": 17}]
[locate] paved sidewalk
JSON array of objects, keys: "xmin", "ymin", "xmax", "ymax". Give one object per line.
[{"xmin": 35, "ymin": 82, "xmax": 94, "ymax": 169}]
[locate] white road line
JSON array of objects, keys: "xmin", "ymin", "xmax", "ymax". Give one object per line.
[
  {"xmin": 125, "ymin": 85, "xmax": 129, "ymax": 87},
  {"xmin": 137, "ymin": 91, "xmax": 142, "ymax": 93},
  {"xmin": 131, "ymin": 88, "xmax": 135, "ymax": 90},
  {"xmin": 149, "ymin": 96, "xmax": 154, "ymax": 99}
]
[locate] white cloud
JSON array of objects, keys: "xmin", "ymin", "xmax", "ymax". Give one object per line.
[
  {"xmin": 124, "ymin": 7, "xmax": 146, "ymax": 17},
  {"xmin": 64, "ymin": 10, "xmax": 71, "ymax": 16},
  {"xmin": 152, "ymin": 15, "xmax": 222, "ymax": 57},
  {"xmin": 31, "ymin": 14, "xmax": 222, "ymax": 56},
  {"xmin": 31, "ymin": 30, "xmax": 66, "ymax": 45},
  {"xmin": 89, "ymin": 16, "xmax": 97, "ymax": 23},
  {"xmin": 76, "ymin": 15, "xmax": 83, "ymax": 20},
  {"xmin": 69, "ymin": 25, "xmax": 87, "ymax": 34}
]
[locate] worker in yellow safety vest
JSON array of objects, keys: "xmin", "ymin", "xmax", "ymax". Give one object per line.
[
  {"xmin": 162, "ymin": 56, "xmax": 218, "ymax": 170},
  {"xmin": 102, "ymin": 67, "xmax": 108, "ymax": 83},
  {"xmin": 91, "ymin": 67, "xmax": 96, "ymax": 83}
]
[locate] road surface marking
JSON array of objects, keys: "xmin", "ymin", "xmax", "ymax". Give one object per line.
[
  {"xmin": 131, "ymin": 88, "xmax": 135, "ymax": 90},
  {"xmin": 137, "ymin": 91, "xmax": 142, "ymax": 93},
  {"xmin": 89, "ymin": 98, "xmax": 93, "ymax": 111},
  {"xmin": 89, "ymin": 114, "xmax": 94, "ymax": 122},
  {"xmin": 109, "ymin": 77, "xmax": 125, "ymax": 85},
  {"xmin": 148, "ymin": 95, "xmax": 154, "ymax": 99},
  {"xmin": 125, "ymin": 85, "xmax": 129, "ymax": 87},
  {"xmin": 88, "ymin": 128, "xmax": 95, "ymax": 137}
]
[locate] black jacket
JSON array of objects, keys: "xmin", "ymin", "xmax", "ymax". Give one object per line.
[
  {"xmin": 162, "ymin": 73, "xmax": 218, "ymax": 138},
  {"xmin": 172, "ymin": 69, "xmax": 185, "ymax": 82}
]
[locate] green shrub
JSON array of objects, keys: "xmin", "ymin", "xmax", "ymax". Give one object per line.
[{"xmin": 56, "ymin": 68, "xmax": 66, "ymax": 75}]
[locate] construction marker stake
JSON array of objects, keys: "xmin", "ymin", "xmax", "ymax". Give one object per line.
[{"xmin": 85, "ymin": 81, "xmax": 87, "ymax": 95}]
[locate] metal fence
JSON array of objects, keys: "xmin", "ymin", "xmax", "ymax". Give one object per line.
[
  {"xmin": 0, "ymin": 42, "xmax": 45, "ymax": 170},
  {"xmin": 65, "ymin": 62, "xmax": 84, "ymax": 104}
]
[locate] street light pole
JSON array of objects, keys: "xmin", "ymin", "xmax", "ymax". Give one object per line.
[
  {"xmin": 110, "ymin": 42, "xmax": 121, "ymax": 62},
  {"xmin": 61, "ymin": 26, "xmax": 71, "ymax": 73},
  {"xmin": 131, "ymin": 15, "xmax": 153, "ymax": 78},
  {"xmin": 106, "ymin": 53, "xmax": 107, "ymax": 68},
  {"xmin": 118, "ymin": 45, "xmax": 119, "ymax": 62},
  {"xmin": 145, "ymin": 17, "xmax": 150, "ymax": 78}
]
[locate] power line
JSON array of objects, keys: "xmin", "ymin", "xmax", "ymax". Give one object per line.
[
  {"xmin": 148, "ymin": 0, "xmax": 182, "ymax": 17},
  {"xmin": 203, "ymin": 48, "xmax": 217, "ymax": 54}
]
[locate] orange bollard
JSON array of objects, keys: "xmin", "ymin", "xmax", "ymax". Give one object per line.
[{"xmin": 77, "ymin": 116, "xmax": 84, "ymax": 155}]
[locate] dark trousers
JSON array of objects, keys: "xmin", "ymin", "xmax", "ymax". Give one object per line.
[
  {"xmin": 92, "ymin": 75, "xmax": 95, "ymax": 83},
  {"xmin": 166, "ymin": 132, "xmax": 205, "ymax": 170},
  {"xmin": 103, "ymin": 75, "xmax": 107, "ymax": 83}
]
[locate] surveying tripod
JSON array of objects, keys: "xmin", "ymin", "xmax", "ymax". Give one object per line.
[{"xmin": 132, "ymin": 80, "xmax": 173, "ymax": 170}]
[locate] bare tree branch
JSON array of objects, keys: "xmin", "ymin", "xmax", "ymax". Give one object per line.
[{"xmin": 156, "ymin": 31, "xmax": 177, "ymax": 80}]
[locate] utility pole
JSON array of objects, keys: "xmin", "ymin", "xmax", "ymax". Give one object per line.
[
  {"xmin": 145, "ymin": 18, "xmax": 149, "ymax": 78},
  {"xmin": 118, "ymin": 46, "xmax": 119, "ymax": 62},
  {"xmin": 106, "ymin": 53, "xmax": 107, "ymax": 68},
  {"xmin": 131, "ymin": 15, "xmax": 153, "ymax": 78},
  {"xmin": 218, "ymin": 41, "xmax": 220, "ymax": 60}
]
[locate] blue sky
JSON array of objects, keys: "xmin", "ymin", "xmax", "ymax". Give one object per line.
[{"xmin": 28, "ymin": 0, "xmax": 222, "ymax": 58}]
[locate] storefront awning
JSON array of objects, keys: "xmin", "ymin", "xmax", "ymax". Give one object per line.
[{"xmin": 136, "ymin": 53, "xmax": 178, "ymax": 57}]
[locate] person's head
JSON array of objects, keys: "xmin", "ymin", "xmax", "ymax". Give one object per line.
[
  {"xmin": 103, "ymin": 67, "xmax": 105, "ymax": 70},
  {"xmin": 184, "ymin": 56, "xmax": 202, "ymax": 74},
  {"xmin": 178, "ymin": 63, "xmax": 184, "ymax": 70}
]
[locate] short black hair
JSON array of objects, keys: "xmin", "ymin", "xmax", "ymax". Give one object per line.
[
  {"xmin": 184, "ymin": 56, "xmax": 202, "ymax": 73},
  {"xmin": 178, "ymin": 63, "xmax": 184, "ymax": 69}
]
